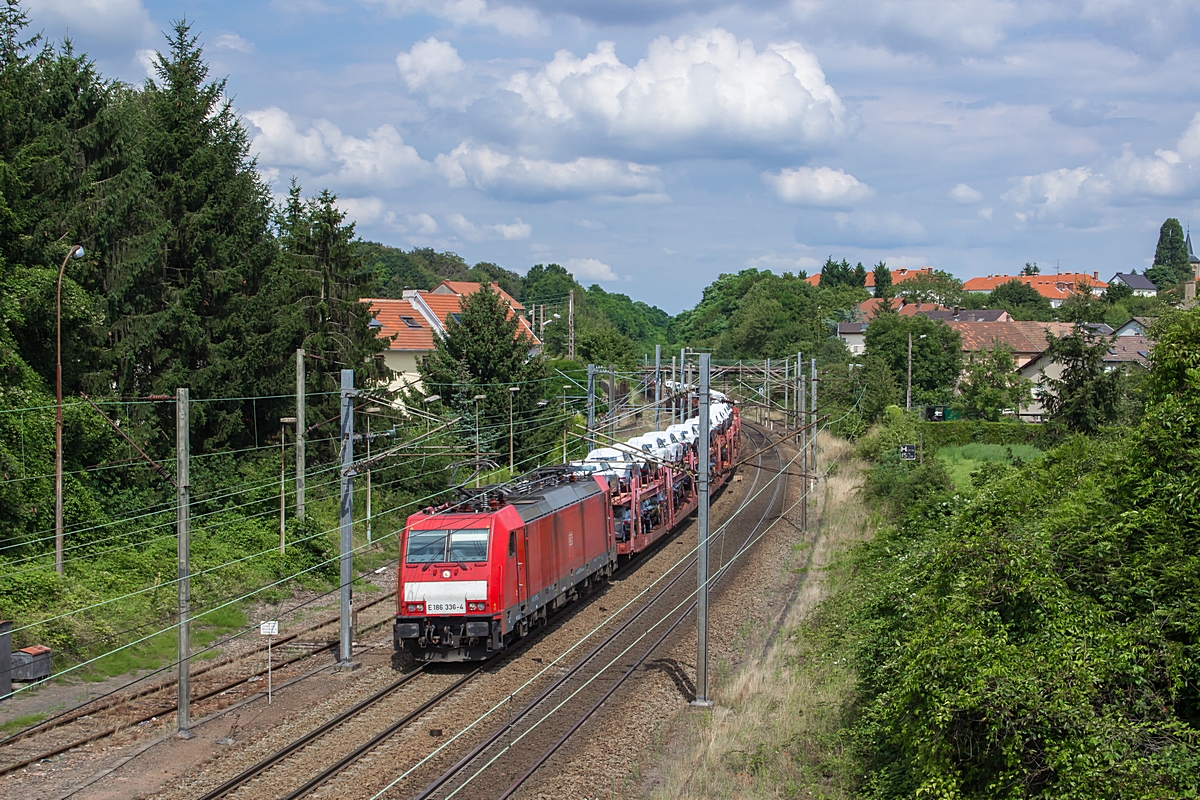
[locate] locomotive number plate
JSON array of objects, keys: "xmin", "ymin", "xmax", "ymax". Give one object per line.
[{"xmin": 426, "ymin": 599, "xmax": 466, "ymax": 614}]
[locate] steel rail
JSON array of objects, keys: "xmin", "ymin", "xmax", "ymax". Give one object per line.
[
  {"xmin": 0, "ymin": 593, "xmax": 398, "ymax": 777},
  {"xmin": 413, "ymin": 424, "xmax": 781, "ymax": 800}
]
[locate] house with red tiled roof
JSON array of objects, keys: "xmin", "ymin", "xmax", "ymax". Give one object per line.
[
  {"xmin": 948, "ymin": 320, "xmax": 1075, "ymax": 368},
  {"xmin": 365, "ymin": 281, "xmax": 540, "ymax": 395},
  {"xmin": 963, "ymin": 272, "xmax": 1108, "ymax": 308},
  {"xmin": 856, "ymin": 297, "xmax": 948, "ymax": 320}
]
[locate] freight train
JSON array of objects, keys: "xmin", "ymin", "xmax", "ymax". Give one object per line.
[{"xmin": 393, "ymin": 403, "xmax": 741, "ymax": 662}]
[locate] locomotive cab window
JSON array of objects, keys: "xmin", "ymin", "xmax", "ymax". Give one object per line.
[
  {"xmin": 508, "ymin": 530, "xmax": 517, "ymax": 557},
  {"xmin": 448, "ymin": 529, "xmax": 489, "ymax": 562},
  {"xmin": 405, "ymin": 528, "xmax": 489, "ymax": 563}
]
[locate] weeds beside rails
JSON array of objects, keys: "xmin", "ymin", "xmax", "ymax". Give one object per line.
[{"xmin": 649, "ymin": 432, "xmax": 873, "ymax": 799}]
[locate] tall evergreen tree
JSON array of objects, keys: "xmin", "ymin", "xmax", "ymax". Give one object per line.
[
  {"xmin": 106, "ymin": 21, "xmax": 277, "ymax": 449},
  {"xmin": 872, "ymin": 261, "xmax": 893, "ymax": 299},
  {"xmin": 1146, "ymin": 218, "xmax": 1190, "ymax": 289}
]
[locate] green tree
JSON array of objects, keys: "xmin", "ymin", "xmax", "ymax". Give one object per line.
[
  {"xmin": 1102, "ymin": 279, "xmax": 1133, "ymax": 305},
  {"xmin": 895, "ymin": 269, "xmax": 964, "ymax": 307},
  {"xmin": 1021, "ymin": 261, "xmax": 1040, "ymax": 275},
  {"xmin": 1146, "ymin": 217, "xmax": 1190, "ymax": 289},
  {"xmin": 987, "ymin": 278, "xmax": 1051, "ymax": 320},
  {"xmin": 417, "ymin": 285, "xmax": 557, "ymax": 467},
  {"xmin": 1041, "ymin": 325, "xmax": 1121, "ymax": 434},
  {"xmin": 956, "ymin": 343, "xmax": 1032, "ymax": 421},
  {"xmin": 872, "ymin": 261, "xmax": 893, "ymax": 299},
  {"xmin": 864, "ymin": 314, "xmax": 962, "ymax": 405},
  {"xmin": 1058, "ymin": 280, "xmax": 1107, "ymax": 323}
]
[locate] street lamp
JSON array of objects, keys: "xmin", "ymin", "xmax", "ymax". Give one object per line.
[
  {"xmin": 473, "ymin": 394, "xmax": 487, "ymax": 487},
  {"xmin": 508, "ymin": 386, "xmax": 519, "ymax": 474},
  {"xmin": 55, "ymin": 244, "xmax": 84, "ymax": 575},
  {"xmin": 279, "ymin": 417, "xmax": 297, "ymax": 553}
]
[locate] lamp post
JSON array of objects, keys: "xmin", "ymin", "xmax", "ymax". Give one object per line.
[
  {"xmin": 278, "ymin": 417, "xmax": 297, "ymax": 554},
  {"xmin": 508, "ymin": 386, "xmax": 519, "ymax": 474},
  {"xmin": 473, "ymin": 394, "xmax": 486, "ymax": 487},
  {"xmin": 55, "ymin": 244, "xmax": 84, "ymax": 576}
]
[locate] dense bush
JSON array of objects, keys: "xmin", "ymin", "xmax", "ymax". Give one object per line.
[{"xmin": 841, "ymin": 307, "xmax": 1200, "ymax": 797}]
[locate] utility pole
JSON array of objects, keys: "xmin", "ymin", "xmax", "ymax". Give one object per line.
[
  {"xmin": 279, "ymin": 417, "xmax": 296, "ymax": 554},
  {"xmin": 692, "ymin": 352, "xmax": 713, "ymax": 708},
  {"xmin": 562, "ymin": 384, "xmax": 569, "ymax": 462},
  {"xmin": 295, "ymin": 349, "xmax": 306, "ymax": 521},
  {"xmin": 608, "ymin": 366, "xmax": 616, "ymax": 441},
  {"xmin": 586, "ymin": 364, "xmax": 596, "ymax": 451},
  {"xmin": 568, "ymin": 290, "xmax": 575, "ymax": 361},
  {"xmin": 654, "ymin": 345, "xmax": 662, "ymax": 430},
  {"xmin": 176, "ymin": 388, "xmax": 193, "ymax": 738},
  {"xmin": 338, "ymin": 370, "xmax": 355, "ymax": 669}
]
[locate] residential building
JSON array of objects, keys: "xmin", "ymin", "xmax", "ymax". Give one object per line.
[
  {"xmin": 364, "ymin": 280, "xmax": 540, "ymax": 397},
  {"xmin": 865, "ymin": 266, "xmax": 934, "ymax": 296},
  {"xmin": 856, "ymin": 297, "xmax": 947, "ymax": 320},
  {"xmin": 1019, "ymin": 332, "xmax": 1151, "ymax": 421},
  {"xmin": 804, "ymin": 266, "xmax": 933, "ymax": 295},
  {"xmin": 963, "ymin": 271, "xmax": 1108, "ymax": 308},
  {"xmin": 947, "ymin": 320, "xmax": 1075, "ymax": 368},
  {"xmin": 1114, "ymin": 317, "xmax": 1154, "ymax": 337},
  {"xmin": 918, "ymin": 308, "xmax": 1012, "ymax": 323},
  {"xmin": 1108, "ymin": 272, "xmax": 1157, "ymax": 297},
  {"xmin": 837, "ymin": 322, "xmax": 866, "ymax": 355}
]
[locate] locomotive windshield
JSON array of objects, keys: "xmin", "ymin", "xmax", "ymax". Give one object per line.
[{"xmin": 405, "ymin": 528, "xmax": 490, "ymax": 564}]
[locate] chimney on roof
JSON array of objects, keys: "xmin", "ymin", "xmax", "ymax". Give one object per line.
[
  {"xmin": 1093, "ymin": 270, "xmax": 1098, "ymax": 280},
  {"xmin": 953, "ymin": 306, "xmax": 960, "ymax": 319}
]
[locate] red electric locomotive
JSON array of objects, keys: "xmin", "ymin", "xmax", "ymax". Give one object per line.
[{"xmin": 393, "ymin": 468, "xmax": 616, "ymax": 662}]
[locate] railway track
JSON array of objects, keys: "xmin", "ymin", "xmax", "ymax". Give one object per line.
[
  {"xmin": 0, "ymin": 584, "xmax": 400, "ymax": 779},
  {"xmin": 202, "ymin": 423, "xmax": 783, "ymax": 800},
  {"xmin": 407, "ymin": 424, "xmax": 787, "ymax": 800}
]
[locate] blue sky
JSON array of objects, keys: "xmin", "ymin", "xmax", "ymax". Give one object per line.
[{"xmin": 30, "ymin": 0, "xmax": 1200, "ymax": 312}]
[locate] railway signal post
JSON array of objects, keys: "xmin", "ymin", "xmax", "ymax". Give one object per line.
[{"xmin": 692, "ymin": 352, "xmax": 714, "ymax": 709}]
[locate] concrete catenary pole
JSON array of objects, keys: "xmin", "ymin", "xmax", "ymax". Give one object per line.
[
  {"xmin": 586, "ymin": 364, "xmax": 596, "ymax": 451},
  {"xmin": 811, "ymin": 358, "xmax": 818, "ymax": 493},
  {"xmin": 296, "ymin": 349, "xmax": 306, "ymax": 521},
  {"xmin": 670, "ymin": 355, "xmax": 677, "ymax": 424},
  {"xmin": 765, "ymin": 358, "xmax": 772, "ymax": 430},
  {"xmin": 799, "ymin": 356, "xmax": 807, "ymax": 533},
  {"xmin": 654, "ymin": 345, "xmax": 662, "ymax": 430},
  {"xmin": 338, "ymin": 369, "xmax": 355, "ymax": 667},
  {"xmin": 568, "ymin": 290, "xmax": 575, "ymax": 361},
  {"xmin": 692, "ymin": 352, "xmax": 713, "ymax": 708},
  {"xmin": 176, "ymin": 388, "xmax": 193, "ymax": 738}
]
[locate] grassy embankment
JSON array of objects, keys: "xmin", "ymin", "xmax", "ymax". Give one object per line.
[{"xmin": 649, "ymin": 432, "xmax": 870, "ymax": 798}]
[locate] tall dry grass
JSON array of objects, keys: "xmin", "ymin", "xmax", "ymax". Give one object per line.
[{"xmin": 647, "ymin": 432, "xmax": 873, "ymax": 799}]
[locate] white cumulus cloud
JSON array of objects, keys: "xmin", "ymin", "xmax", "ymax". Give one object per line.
[
  {"xmin": 396, "ymin": 37, "xmax": 465, "ymax": 90},
  {"xmin": 435, "ymin": 142, "xmax": 663, "ymax": 200},
  {"xmin": 564, "ymin": 258, "xmax": 618, "ymax": 282},
  {"xmin": 1002, "ymin": 166, "xmax": 1112, "ymax": 224},
  {"xmin": 446, "ymin": 213, "xmax": 531, "ymax": 242},
  {"xmin": 244, "ymin": 107, "xmax": 429, "ymax": 189},
  {"xmin": 336, "ymin": 196, "xmax": 384, "ymax": 225},
  {"xmin": 764, "ymin": 166, "xmax": 872, "ymax": 206},
  {"xmin": 950, "ymin": 183, "xmax": 984, "ymax": 204},
  {"xmin": 505, "ymin": 29, "xmax": 849, "ymax": 154},
  {"xmin": 213, "ymin": 32, "xmax": 254, "ymax": 53},
  {"xmin": 403, "ymin": 213, "xmax": 439, "ymax": 235}
]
